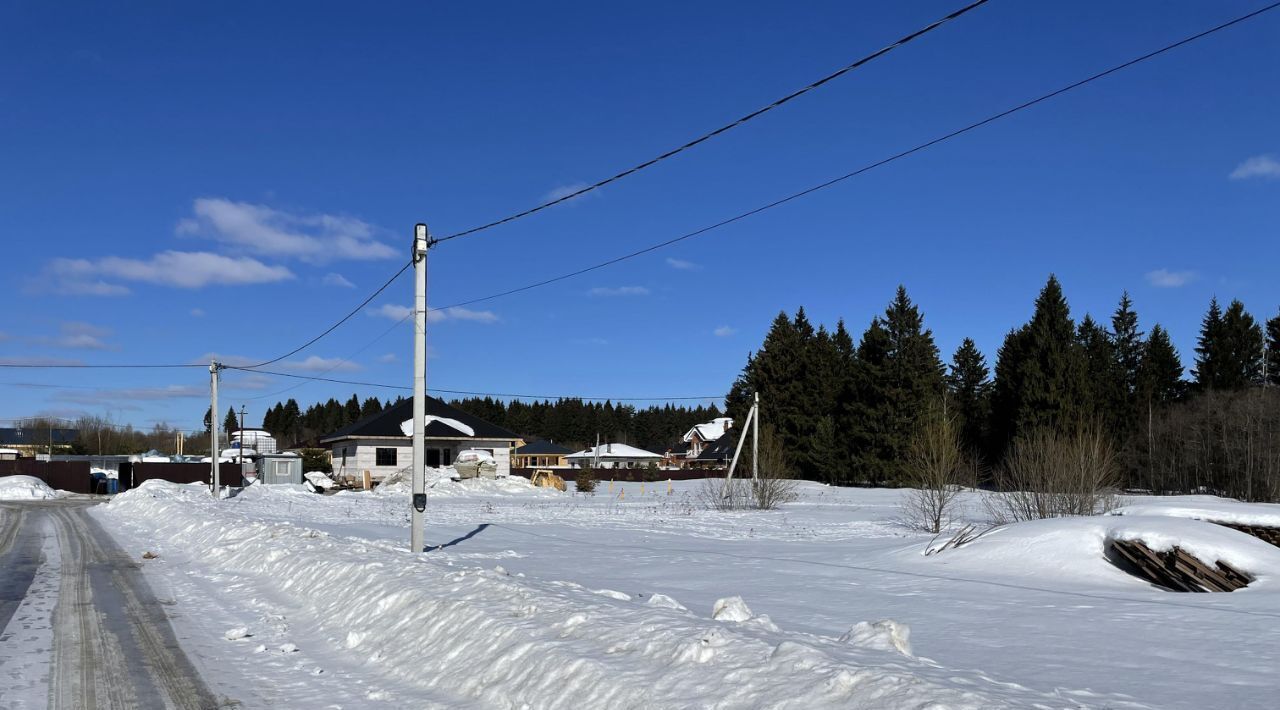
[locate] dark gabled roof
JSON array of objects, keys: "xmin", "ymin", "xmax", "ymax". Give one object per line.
[
  {"xmin": 696, "ymin": 431, "xmax": 738, "ymax": 461},
  {"xmin": 667, "ymin": 441, "xmax": 689, "ymax": 455},
  {"xmin": 0, "ymin": 427, "xmax": 79, "ymax": 445},
  {"xmin": 516, "ymin": 440, "xmax": 573, "ymax": 456},
  {"xmin": 320, "ymin": 397, "xmax": 518, "ymax": 442}
]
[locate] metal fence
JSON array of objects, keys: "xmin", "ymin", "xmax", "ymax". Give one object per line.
[
  {"xmin": 128, "ymin": 462, "xmax": 246, "ymax": 489},
  {"xmin": 0, "ymin": 459, "xmax": 94, "ymax": 494},
  {"xmin": 510, "ymin": 467, "xmax": 716, "ymax": 482}
]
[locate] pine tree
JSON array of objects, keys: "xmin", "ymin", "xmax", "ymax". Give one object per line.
[
  {"xmin": 849, "ymin": 318, "xmax": 894, "ymax": 485},
  {"xmin": 1267, "ymin": 310, "xmax": 1280, "ymax": 386},
  {"xmin": 947, "ymin": 338, "xmax": 991, "ymax": 458},
  {"xmin": 223, "ymin": 407, "xmax": 238, "ymax": 434},
  {"xmin": 345, "ymin": 394, "xmax": 362, "ymax": 424},
  {"xmin": 1136, "ymin": 324, "xmax": 1184, "ymax": 405},
  {"xmin": 361, "ymin": 396, "xmax": 383, "ymax": 419},
  {"xmin": 203, "ymin": 406, "xmax": 212, "ymax": 433}
]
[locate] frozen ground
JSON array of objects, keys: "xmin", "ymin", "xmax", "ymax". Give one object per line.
[{"xmin": 92, "ymin": 478, "xmax": 1280, "ymax": 709}]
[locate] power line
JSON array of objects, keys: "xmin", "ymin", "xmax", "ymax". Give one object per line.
[
  {"xmin": 430, "ymin": 2, "xmax": 1280, "ymax": 313},
  {"xmin": 241, "ymin": 259, "xmax": 414, "ymax": 369},
  {"xmin": 223, "ymin": 366, "xmax": 722, "ymax": 402},
  {"xmin": 432, "ymin": 0, "xmax": 992, "ymax": 244},
  {"xmin": 0, "ymin": 362, "xmax": 202, "ymax": 369}
]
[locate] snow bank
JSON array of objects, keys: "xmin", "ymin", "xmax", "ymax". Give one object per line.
[
  {"xmin": 98, "ymin": 480, "xmax": 1116, "ymax": 709},
  {"xmin": 375, "ymin": 468, "xmax": 553, "ymax": 499},
  {"xmin": 0, "ymin": 475, "xmax": 62, "ymax": 500},
  {"xmin": 919, "ymin": 515, "xmax": 1280, "ymax": 589},
  {"xmin": 1114, "ymin": 496, "xmax": 1280, "ymax": 528}
]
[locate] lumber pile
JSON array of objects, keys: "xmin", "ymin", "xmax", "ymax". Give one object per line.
[
  {"xmin": 1212, "ymin": 521, "xmax": 1280, "ymax": 549},
  {"xmin": 1108, "ymin": 538, "xmax": 1250, "ymax": 592}
]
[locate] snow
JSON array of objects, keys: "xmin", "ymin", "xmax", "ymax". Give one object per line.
[
  {"xmin": 399, "ymin": 416, "xmax": 475, "ymax": 437},
  {"xmin": 0, "ymin": 475, "xmax": 62, "ymax": 500},
  {"xmin": 1114, "ymin": 496, "xmax": 1280, "ymax": 528},
  {"xmin": 565, "ymin": 442, "xmax": 663, "ymax": 460},
  {"xmin": 90, "ymin": 480, "xmax": 1280, "ymax": 709}
]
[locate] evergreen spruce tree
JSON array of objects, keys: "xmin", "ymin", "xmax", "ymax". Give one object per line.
[
  {"xmin": 748, "ymin": 310, "xmax": 814, "ymax": 476},
  {"xmin": 344, "ymin": 394, "xmax": 362, "ymax": 424},
  {"xmin": 990, "ymin": 275, "xmax": 1087, "ymax": 449},
  {"xmin": 1136, "ymin": 324, "xmax": 1185, "ymax": 405},
  {"xmin": 1221, "ymin": 299, "xmax": 1265, "ymax": 388},
  {"xmin": 1110, "ymin": 292, "xmax": 1144, "ymax": 395},
  {"xmin": 1267, "ymin": 309, "xmax": 1280, "ymax": 386},
  {"xmin": 947, "ymin": 338, "xmax": 991, "ymax": 458},
  {"xmin": 223, "ymin": 407, "xmax": 238, "ymax": 435},
  {"xmin": 1077, "ymin": 314, "xmax": 1126, "ymax": 437},
  {"xmin": 849, "ymin": 318, "xmax": 894, "ymax": 486},
  {"xmin": 1193, "ymin": 297, "xmax": 1225, "ymax": 389}
]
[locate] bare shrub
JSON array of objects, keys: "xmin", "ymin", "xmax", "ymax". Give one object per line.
[
  {"xmin": 986, "ymin": 423, "xmax": 1120, "ymax": 523},
  {"xmin": 901, "ymin": 405, "xmax": 964, "ymax": 533},
  {"xmin": 700, "ymin": 424, "xmax": 798, "ymax": 511}
]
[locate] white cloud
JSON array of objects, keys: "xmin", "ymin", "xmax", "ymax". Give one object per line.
[
  {"xmin": 190, "ymin": 308, "xmax": 205, "ymax": 318},
  {"xmin": 178, "ymin": 198, "xmax": 397, "ymax": 264},
  {"xmin": 45, "ymin": 250, "xmax": 294, "ymax": 293},
  {"xmin": 322, "ymin": 272, "xmax": 356, "ymax": 288},
  {"xmin": 590, "ymin": 286, "xmax": 650, "ymax": 297},
  {"xmin": 542, "ymin": 182, "xmax": 599, "ymax": 205},
  {"xmin": 283, "ymin": 355, "xmax": 362, "ymax": 372},
  {"xmin": 1229, "ymin": 154, "xmax": 1280, "ymax": 180},
  {"xmin": 666, "ymin": 257, "xmax": 699, "ymax": 271},
  {"xmin": 0, "ymin": 356, "xmax": 84, "ymax": 366},
  {"xmin": 370, "ymin": 304, "xmax": 499, "ymax": 324},
  {"xmin": 377, "ymin": 352, "xmax": 398, "ymax": 363},
  {"xmin": 713, "ymin": 325, "xmax": 736, "ymax": 337},
  {"xmin": 52, "ymin": 384, "xmax": 206, "ymax": 405},
  {"xmin": 37, "ymin": 321, "xmax": 115, "ymax": 350},
  {"xmin": 1145, "ymin": 269, "xmax": 1197, "ymax": 288}
]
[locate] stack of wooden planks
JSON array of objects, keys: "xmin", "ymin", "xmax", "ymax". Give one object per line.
[
  {"xmin": 1212, "ymin": 521, "xmax": 1280, "ymax": 549},
  {"xmin": 1108, "ymin": 538, "xmax": 1251, "ymax": 592}
]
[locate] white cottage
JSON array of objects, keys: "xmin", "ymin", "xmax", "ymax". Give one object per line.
[
  {"xmin": 320, "ymin": 397, "xmax": 522, "ymax": 481},
  {"xmin": 566, "ymin": 442, "xmax": 664, "ymax": 469}
]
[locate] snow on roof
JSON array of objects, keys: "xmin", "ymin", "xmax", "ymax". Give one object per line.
[
  {"xmin": 566, "ymin": 443, "xmax": 663, "ymax": 460},
  {"xmin": 682, "ymin": 417, "xmax": 732, "ymax": 443},
  {"xmin": 399, "ymin": 415, "xmax": 475, "ymax": 438}
]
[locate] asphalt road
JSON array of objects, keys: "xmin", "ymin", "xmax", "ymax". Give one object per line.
[{"xmin": 0, "ymin": 499, "xmax": 225, "ymax": 709}]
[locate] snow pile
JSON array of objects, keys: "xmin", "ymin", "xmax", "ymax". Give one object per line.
[
  {"xmin": 1114, "ymin": 496, "xmax": 1280, "ymax": 528},
  {"xmin": 375, "ymin": 469, "xmax": 553, "ymax": 499},
  {"xmin": 0, "ymin": 475, "xmax": 62, "ymax": 500},
  {"xmin": 919, "ymin": 515, "xmax": 1280, "ymax": 589},
  {"xmin": 98, "ymin": 480, "xmax": 1121, "ymax": 709}
]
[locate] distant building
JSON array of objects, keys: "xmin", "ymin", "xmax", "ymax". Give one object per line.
[
  {"xmin": 231, "ymin": 428, "xmax": 278, "ymax": 454},
  {"xmin": 566, "ymin": 442, "xmax": 664, "ymax": 469},
  {"xmin": 0, "ymin": 426, "xmax": 79, "ymax": 456},
  {"xmin": 663, "ymin": 417, "xmax": 733, "ymax": 468},
  {"xmin": 320, "ymin": 397, "xmax": 521, "ymax": 481},
  {"xmin": 514, "ymin": 440, "xmax": 573, "ymax": 469}
]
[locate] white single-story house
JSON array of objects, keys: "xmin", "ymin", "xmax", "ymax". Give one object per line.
[
  {"xmin": 321, "ymin": 397, "xmax": 522, "ymax": 481},
  {"xmin": 566, "ymin": 442, "xmax": 664, "ymax": 469}
]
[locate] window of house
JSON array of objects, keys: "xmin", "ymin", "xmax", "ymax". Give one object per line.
[{"xmin": 376, "ymin": 448, "xmax": 397, "ymax": 466}]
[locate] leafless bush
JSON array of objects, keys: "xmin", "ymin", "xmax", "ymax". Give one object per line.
[
  {"xmin": 700, "ymin": 424, "xmax": 798, "ymax": 511},
  {"xmin": 901, "ymin": 405, "xmax": 964, "ymax": 533},
  {"xmin": 986, "ymin": 423, "xmax": 1120, "ymax": 523}
]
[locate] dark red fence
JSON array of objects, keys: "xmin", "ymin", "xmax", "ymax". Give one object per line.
[
  {"xmin": 0, "ymin": 460, "xmax": 94, "ymax": 494},
  {"xmin": 130, "ymin": 462, "xmax": 245, "ymax": 489},
  {"xmin": 510, "ymin": 467, "xmax": 719, "ymax": 483}
]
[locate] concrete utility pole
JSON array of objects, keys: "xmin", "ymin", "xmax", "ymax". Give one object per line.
[
  {"xmin": 410, "ymin": 223, "xmax": 431, "ymax": 553},
  {"xmin": 238, "ymin": 405, "xmax": 247, "ymax": 468},
  {"xmin": 210, "ymin": 361, "xmax": 222, "ymax": 498}
]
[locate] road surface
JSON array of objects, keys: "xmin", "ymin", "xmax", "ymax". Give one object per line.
[{"xmin": 0, "ymin": 499, "xmax": 225, "ymax": 709}]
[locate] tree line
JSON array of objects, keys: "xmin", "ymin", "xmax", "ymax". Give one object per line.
[
  {"xmin": 725, "ymin": 276, "xmax": 1280, "ymax": 501},
  {"xmin": 250, "ymin": 393, "xmax": 720, "ymax": 455}
]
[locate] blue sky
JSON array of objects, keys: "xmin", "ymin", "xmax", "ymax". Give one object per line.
[{"xmin": 1, "ymin": 1, "xmax": 1278, "ymax": 430}]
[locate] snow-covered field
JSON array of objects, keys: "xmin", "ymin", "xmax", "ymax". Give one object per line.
[
  {"xmin": 92, "ymin": 478, "xmax": 1280, "ymax": 709},
  {"xmin": 0, "ymin": 475, "xmax": 62, "ymax": 501}
]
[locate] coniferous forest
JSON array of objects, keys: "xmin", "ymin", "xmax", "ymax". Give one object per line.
[{"xmin": 725, "ymin": 276, "xmax": 1280, "ymax": 501}]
